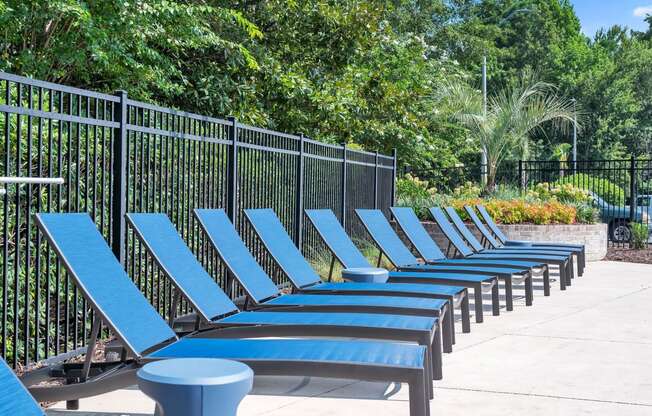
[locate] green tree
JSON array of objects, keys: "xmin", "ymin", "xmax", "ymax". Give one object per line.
[{"xmin": 438, "ymin": 72, "xmax": 576, "ymax": 188}]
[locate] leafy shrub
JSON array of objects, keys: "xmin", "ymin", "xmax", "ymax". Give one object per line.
[
  {"xmin": 488, "ymin": 185, "xmax": 523, "ymax": 201},
  {"xmin": 450, "ymin": 198, "xmax": 581, "ymax": 224},
  {"xmin": 630, "ymin": 223, "xmax": 649, "ymax": 250},
  {"xmin": 451, "ymin": 181, "xmax": 482, "ymax": 199},
  {"xmin": 396, "ymin": 176, "xmax": 597, "ymax": 224},
  {"xmin": 396, "ymin": 174, "xmax": 434, "ymax": 200},
  {"xmin": 554, "ymin": 174, "xmax": 625, "ymax": 205},
  {"xmin": 573, "ymin": 202, "xmax": 600, "ymax": 224},
  {"xmin": 396, "ymin": 174, "xmax": 449, "ymax": 219},
  {"xmin": 527, "ymin": 182, "xmax": 593, "ymax": 204}
]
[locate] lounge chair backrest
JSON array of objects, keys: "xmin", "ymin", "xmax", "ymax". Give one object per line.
[
  {"xmin": 390, "ymin": 207, "xmax": 447, "ymax": 262},
  {"xmin": 304, "ymin": 209, "xmax": 371, "ymax": 268},
  {"xmin": 126, "ymin": 213, "xmax": 239, "ymax": 321},
  {"xmin": 35, "ymin": 213, "xmax": 177, "ymax": 358},
  {"xmin": 193, "ymin": 209, "xmax": 280, "ymax": 303},
  {"xmin": 244, "ymin": 209, "xmax": 321, "ymax": 289},
  {"xmin": 428, "ymin": 208, "xmax": 476, "ymax": 257},
  {"xmin": 0, "ymin": 358, "xmax": 44, "ymax": 415},
  {"xmin": 477, "ymin": 205, "xmax": 509, "ymax": 243},
  {"xmin": 463, "ymin": 206, "xmax": 501, "ymax": 248},
  {"xmin": 355, "ymin": 209, "xmax": 420, "ymax": 267},
  {"xmin": 444, "ymin": 207, "xmax": 485, "ymax": 252}
]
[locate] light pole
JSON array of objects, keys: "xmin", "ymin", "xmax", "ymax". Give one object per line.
[
  {"xmin": 481, "ymin": 56, "xmax": 488, "ymax": 185},
  {"xmin": 571, "ymin": 98, "xmax": 577, "ymax": 171}
]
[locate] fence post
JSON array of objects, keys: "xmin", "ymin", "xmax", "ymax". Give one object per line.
[
  {"xmin": 111, "ymin": 90, "xmax": 128, "ymax": 265},
  {"xmin": 518, "ymin": 160, "xmax": 525, "ymax": 192},
  {"xmin": 295, "ymin": 134, "xmax": 305, "ymax": 248},
  {"xmin": 391, "ymin": 148, "xmax": 397, "ymax": 206},
  {"xmin": 341, "ymin": 143, "xmax": 347, "ymax": 228},
  {"xmin": 374, "ymin": 151, "xmax": 379, "ymax": 209},
  {"xmin": 226, "ymin": 116, "xmax": 238, "ymax": 223},
  {"xmin": 630, "ymin": 155, "xmax": 637, "ymax": 221}
]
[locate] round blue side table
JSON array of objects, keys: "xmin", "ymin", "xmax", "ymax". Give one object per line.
[
  {"xmin": 341, "ymin": 267, "xmax": 389, "ymax": 283},
  {"xmin": 137, "ymin": 358, "xmax": 253, "ymax": 416}
]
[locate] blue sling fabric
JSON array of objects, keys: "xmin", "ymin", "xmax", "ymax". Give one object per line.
[
  {"xmin": 477, "ymin": 205, "xmax": 510, "ymax": 243},
  {"xmin": 304, "ymin": 209, "xmax": 371, "ymax": 268},
  {"xmin": 389, "ymin": 271, "xmax": 494, "ymax": 284},
  {"xmin": 127, "ymin": 213, "xmax": 239, "ymax": 320},
  {"xmin": 428, "ymin": 208, "xmax": 477, "ymax": 257},
  {"xmin": 475, "ymin": 205, "xmax": 584, "ymax": 251},
  {"xmin": 314, "ymin": 281, "xmax": 462, "ymax": 296},
  {"xmin": 263, "ymin": 293, "xmax": 447, "ymax": 312},
  {"xmin": 355, "ymin": 209, "xmax": 421, "ymax": 266},
  {"xmin": 35, "ymin": 213, "xmax": 177, "ymax": 358},
  {"xmin": 150, "ymin": 338, "xmax": 425, "ymax": 369},
  {"xmin": 128, "ymin": 212, "xmax": 442, "ymax": 333},
  {"xmin": 218, "ymin": 311, "xmax": 435, "ymax": 331},
  {"xmin": 445, "ymin": 207, "xmax": 570, "ymax": 258},
  {"xmin": 463, "ymin": 206, "xmax": 502, "ymax": 247},
  {"xmin": 444, "ymin": 207, "xmax": 494, "ymax": 252},
  {"xmin": 247, "ymin": 208, "xmax": 466, "ymax": 299},
  {"xmin": 390, "ymin": 207, "xmax": 447, "ymax": 261},
  {"xmin": 244, "ymin": 209, "xmax": 322, "ymax": 288},
  {"xmin": 0, "ymin": 358, "xmax": 43, "ymax": 415},
  {"xmin": 194, "ymin": 209, "xmax": 280, "ymax": 303},
  {"xmin": 37, "ymin": 214, "xmax": 429, "ymax": 379}
]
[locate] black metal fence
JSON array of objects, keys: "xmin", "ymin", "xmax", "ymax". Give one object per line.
[
  {"xmin": 0, "ymin": 72, "xmax": 396, "ymax": 368},
  {"xmin": 411, "ymin": 158, "xmax": 652, "ymax": 246}
]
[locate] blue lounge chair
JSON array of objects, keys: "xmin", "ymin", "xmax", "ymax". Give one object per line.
[
  {"xmin": 439, "ymin": 207, "xmax": 573, "ymax": 291},
  {"xmin": 474, "ymin": 205, "xmax": 586, "ymax": 275},
  {"xmin": 462, "ymin": 205, "xmax": 580, "ymax": 266},
  {"xmin": 243, "ymin": 208, "xmax": 470, "ymax": 339},
  {"xmin": 30, "ymin": 213, "xmax": 431, "ymax": 416},
  {"xmin": 193, "ymin": 209, "xmax": 454, "ymax": 354},
  {"xmin": 353, "ymin": 209, "xmax": 534, "ymax": 312},
  {"xmin": 126, "ymin": 212, "xmax": 443, "ymax": 381},
  {"xmin": 1, "ymin": 358, "xmax": 44, "ymax": 415},
  {"xmin": 304, "ymin": 209, "xmax": 502, "ymax": 322}
]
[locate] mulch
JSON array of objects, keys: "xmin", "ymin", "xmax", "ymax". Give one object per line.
[{"xmin": 605, "ymin": 247, "xmax": 652, "ymax": 265}]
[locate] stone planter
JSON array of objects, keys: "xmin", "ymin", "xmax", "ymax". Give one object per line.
[{"xmin": 394, "ymin": 221, "xmax": 608, "ymax": 262}]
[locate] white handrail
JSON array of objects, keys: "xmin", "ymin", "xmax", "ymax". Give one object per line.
[
  {"xmin": 0, "ymin": 177, "xmax": 65, "ymax": 196},
  {"xmin": 0, "ymin": 177, "xmax": 65, "ymax": 185}
]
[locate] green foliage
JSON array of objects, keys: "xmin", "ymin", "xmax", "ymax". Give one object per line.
[
  {"xmin": 572, "ymin": 202, "xmax": 600, "ymax": 224},
  {"xmin": 527, "ymin": 182, "xmax": 593, "ymax": 204},
  {"xmin": 434, "ymin": 71, "xmax": 577, "ymax": 189},
  {"xmin": 0, "ymin": 0, "xmax": 650, "ymax": 166},
  {"xmin": 630, "ymin": 223, "xmax": 649, "ymax": 250},
  {"xmin": 554, "ymin": 174, "xmax": 625, "ymax": 205}
]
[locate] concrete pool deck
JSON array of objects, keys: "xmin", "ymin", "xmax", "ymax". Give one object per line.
[{"xmin": 47, "ymin": 260, "xmax": 652, "ymax": 416}]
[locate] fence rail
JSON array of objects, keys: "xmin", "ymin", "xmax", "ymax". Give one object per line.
[{"xmin": 0, "ymin": 71, "xmax": 397, "ymax": 368}]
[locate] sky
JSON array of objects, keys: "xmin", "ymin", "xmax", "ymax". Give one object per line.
[{"xmin": 571, "ymin": 0, "xmax": 651, "ymax": 37}]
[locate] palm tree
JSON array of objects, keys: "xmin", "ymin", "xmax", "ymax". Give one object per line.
[
  {"xmin": 436, "ymin": 72, "xmax": 578, "ymax": 190},
  {"xmin": 551, "ymin": 143, "xmax": 572, "ymax": 177}
]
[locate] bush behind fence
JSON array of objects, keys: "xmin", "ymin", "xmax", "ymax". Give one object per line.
[{"xmin": 0, "ymin": 72, "xmax": 397, "ymax": 368}]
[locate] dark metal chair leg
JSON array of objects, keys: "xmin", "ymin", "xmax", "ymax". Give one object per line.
[
  {"xmin": 449, "ymin": 304, "xmax": 456, "ymax": 345},
  {"xmin": 442, "ymin": 311, "xmax": 453, "ymax": 353},
  {"xmin": 525, "ymin": 275, "xmax": 533, "ymax": 306},
  {"xmin": 408, "ymin": 373, "xmax": 428, "ymax": 416},
  {"xmin": 504, "ymin": 277, "xmax": 513, "ymax": 311},
  {"xmin": 564, "ymin": 262, "xmax": 571, "ymax": 287},
  {"xmin": 559, "ymin": 264, "xmax": 567, "ymax": 291},
  {"xmin": 543, "ymin": 267, "xmax": 550, "ymax": 296},
  {"xmin": 474, "ymin": 284, "xmax": 484, "ymax": 323},
  {"xmin": 431, "ymin": 330, "xmax": 442, "ymax": 381},
  {"xmin": 491, "ymin": 280, "xmax": 500, "ymax": 316},
  {"xmin": 461, "ymin": 290, "xmax": 471, "ymax": 333}
]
